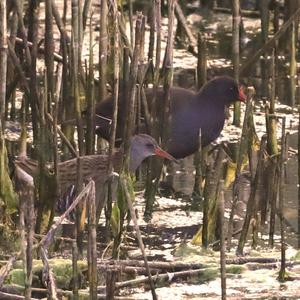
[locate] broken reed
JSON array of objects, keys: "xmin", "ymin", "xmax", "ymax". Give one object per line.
[
  {"xmin": 16, "ymin": 166, "xmax": 35, "ymax": 299},
  {"xmin": 260, "ymin": 0, "xmax": 269, "ymax": 99},
  {"xmin": 232, "ymin": 0, "xmax": 241, "ymax": 126},
  {"xmin": 144, "ymin": 0, "xmax": 176, "ymax": 220},
  {"xmin": 227, "ymin": 88, "xmax": 254, "ymax": 250},
  {"xmin": 278, "ymin": 117, "xmax": 287, "ymax": 281},
  {"xmin": 87, "ymin": 181, "xmax": 97, "ymax": 299},
  {"xmin": 265, "ymin": 48, "xmax": 279, "ymax": 246},
  {"xmin": 72, "ymin": 0, "xmax": 86, "ymax": 256},
  {"xmin": 85, "ymin": 14, "xmax": 95, "ymax": 155},
  {"xmin": 105, "ymin": 0, "xmax": 120, "ymax": 247},
  {"xmin": 202, "ymin": 146, "xmax": 226, "ymax": 248},
  {"xmin": 192, "ymin": 33, "xmax": 207, "ymax": 200},
  {"xmin": 236, "ymin": 135, "xmax": 267, "ymax": 255},
  {"xmin": 0, "ymin": 0, "xmax": 18, "ymax": 223},
  {"xmin": 144, "ymin": 0, "xmax": 162, "ymax": 220},
  {"xmin": 72, "ymin": 240, "xmax": 79, "ymax": 298},
  {"xmin": 99, "ymin": 0, "xmax": 108, "ymax": 102},
  {"xmin": 219, "ymin": 180, "xmax": 226, "ymax": 300},
  {"xmin": 120, "ymin": 176, "xmax": 158, "ymax": 300},
  {"xmin": 265, "ymin": 49, "xmax": 278, "ymax": 157}
]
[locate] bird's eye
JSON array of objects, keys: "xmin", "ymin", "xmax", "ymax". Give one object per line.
[{"xmin": 146, "ymin": 143, "xmax": 153, "ymax": 148}]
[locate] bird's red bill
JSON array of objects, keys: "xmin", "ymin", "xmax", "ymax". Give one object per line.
[
  {"xmin": 238, "ymin": 86, "xmax": 246, "ymax": 102},
  {"xmin": 155, "ymin": 147, "xmax": 177, "ymax": 162}
]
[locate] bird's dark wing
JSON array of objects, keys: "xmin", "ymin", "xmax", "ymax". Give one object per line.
[{"xmin": 168, "ymin": 106, "xmax": 200, "ymax": 159}]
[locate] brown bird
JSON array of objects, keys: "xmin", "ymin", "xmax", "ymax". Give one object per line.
[{"xmin": 15, "ymin": 134, "xmax": 176, "ymax": 196}]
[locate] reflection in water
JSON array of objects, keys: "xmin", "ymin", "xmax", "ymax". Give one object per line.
[{"xmin": 167, "ymin": 133, "xmax": 299, "ymax": 248}]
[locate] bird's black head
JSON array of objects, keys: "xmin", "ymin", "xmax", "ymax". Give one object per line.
[
  {"xmin": 129, "ymin": 134, "xmax": 176, "ymax": 172},
  {"xmin": 199, "ymin": 76, "xmax": 246, "ymax": 106}
]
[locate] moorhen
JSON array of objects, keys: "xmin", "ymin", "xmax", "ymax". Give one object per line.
[
  {"xmin": 15, "ymin": 134, "xmax": 176, "ymax": 195},
  {"xmin": 95, "ymin": 76, "xmax": 246, "ymax": 159}
]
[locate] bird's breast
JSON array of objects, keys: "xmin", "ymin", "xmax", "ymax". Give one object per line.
[{"xmin": 168, "ymin": 105, "xmax": 225, "ymax": 158}]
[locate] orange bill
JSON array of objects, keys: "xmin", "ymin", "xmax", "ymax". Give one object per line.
[
  {"xmin": 154, "ymin": 147, "xmax": 178, "ymax": 163},
  {"xmin": 238, "ymin": 86, "xmax": 247, "ymax": 102}
]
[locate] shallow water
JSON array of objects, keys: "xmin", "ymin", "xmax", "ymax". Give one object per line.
[{"xmin": 166, "ymin": 131, "xmax": 299, "ymax": 249}]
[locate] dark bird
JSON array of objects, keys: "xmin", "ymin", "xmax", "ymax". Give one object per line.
[
  {"xmin": 95, "ymin": 76, "xmax": 246, "ymax": 159},
  {"xmin": 14, "ymin": 134, "xmax": 176, "ymax": 195}
]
